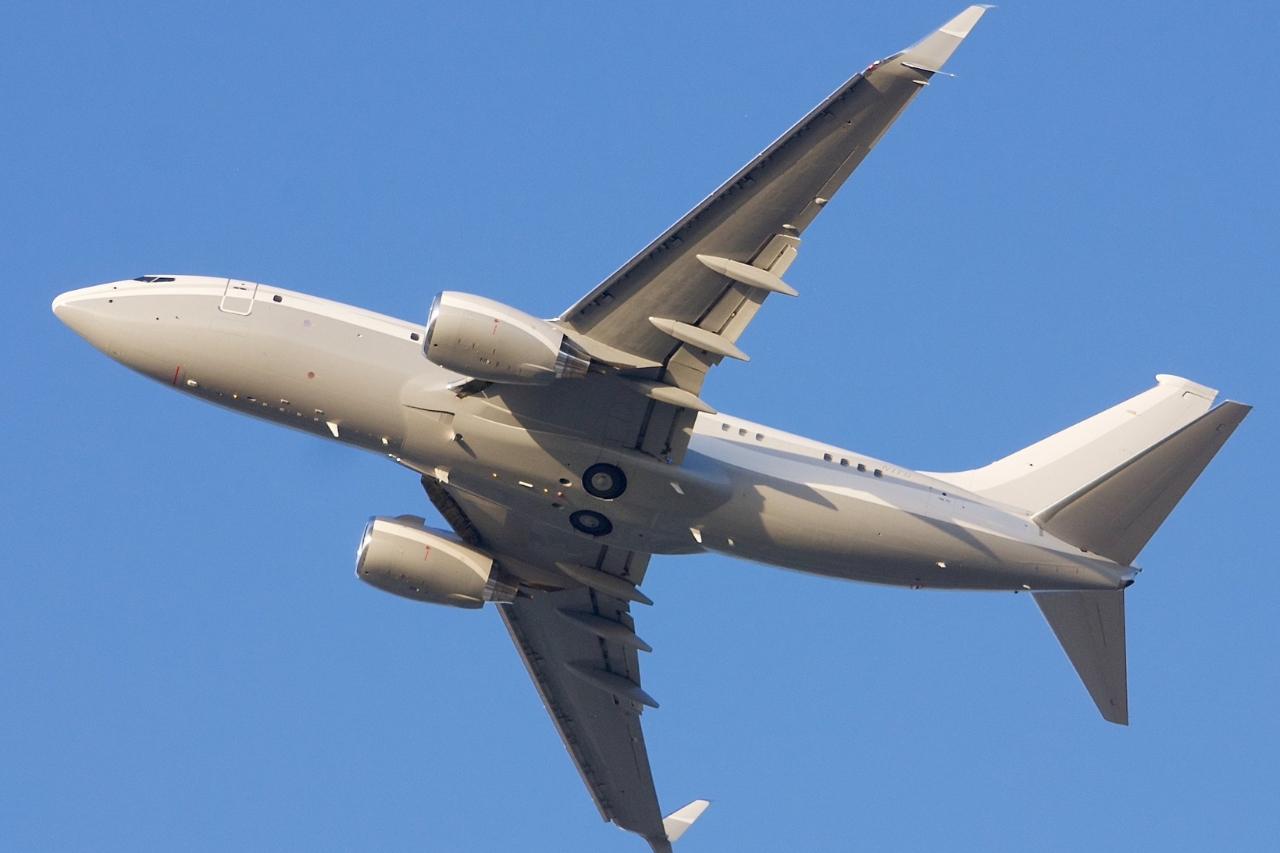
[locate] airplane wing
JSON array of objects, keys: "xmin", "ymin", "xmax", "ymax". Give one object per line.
[
  {"xmin": 414, "ymin": 9, "xmax": 990, "ymax": 848},
  {"xmin": 419, "ymin": 475, "xmax": 679, "ymax": 851},
  {"xmin": 559, "ymin": 6, "xmax": 989, "ymax": 397},
  {"xmin": 502, "ymin": 588, "xmax": 664, "ymax": 838}
]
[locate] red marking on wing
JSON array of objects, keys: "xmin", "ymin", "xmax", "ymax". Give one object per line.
[
  {"xmin": 423, "ymin": 545, "xmax": 431, "ymax": 561},
  {"xmin": 171, "ymin": 366, "xmax": 181, "ymax": 386}
]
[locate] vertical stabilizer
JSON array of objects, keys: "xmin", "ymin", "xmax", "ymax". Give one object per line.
[
  {"xmin": 1033, "ymin": 590, "xmax": 1128, "ymax": 724},
  {"xmin": 927, "ymin": 375, "xmax": 1218, "ymax": 513},
  {"xmin": 1033, "ymin": 401, "xmax": 1250, "ymax": 565}
]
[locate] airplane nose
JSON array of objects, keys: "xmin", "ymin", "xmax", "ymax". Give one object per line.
[
  {"xmin": 52, "ymin": 289, "xmax": 94, "ymax": 337},
  {"xmin": 51, "ymin": 285, "xmax": 124, "ymax": 358},
  {"xmin": 52, "ymin": 290, "xmax": 77, "ymax": 318}
]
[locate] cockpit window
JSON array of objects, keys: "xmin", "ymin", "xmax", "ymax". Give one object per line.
[{"xmin": 133, "ymin": 276, "xmax": 176, "ymax": 283}]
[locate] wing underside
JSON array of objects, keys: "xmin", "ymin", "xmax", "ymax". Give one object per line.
[
  {"xmin": 500, "ymin": 588, "xmax": 663, "ymax": 836},
  {"xmin": 559, "ymin": 6, "xmax": 989, "ymax": 398},
  {"xmin": 420, "ymin": 476, "xmax": 671, "ymax": 845},
  {"xmin": 411, "ymin": 8, "xmax": 991, "ymax": 848}
]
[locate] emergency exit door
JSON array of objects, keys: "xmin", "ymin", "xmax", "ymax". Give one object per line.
[{"xmin": 219, "ymin": 279, "xmax": 258, "ymax": 315}]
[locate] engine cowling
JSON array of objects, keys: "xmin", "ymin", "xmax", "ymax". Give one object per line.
[
  {"xmin": 423, "ymin": 291, "xmax": 589, "ymax": 384},
  {"xmin": 355, "ymin": 516, "xmax": 517, "ymax": 607}
]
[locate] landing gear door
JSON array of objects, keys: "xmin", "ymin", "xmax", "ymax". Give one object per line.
[{"xmin": 220, "ymin": 279, "xmax": 258, "ymax": 315}]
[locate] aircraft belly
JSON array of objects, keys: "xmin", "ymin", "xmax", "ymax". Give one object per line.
[
  {"xmin": 122, "ymin": 294, "xmax": 1126, "ymax": 591},
  {"xmin": 106, "ymin": 292, "xmax": 1123, "ymax": 591},
  {"xmin": 698, "ymin": 464, "xmax": 1125, "ymax": 591},
  {"xmin": 399, "ymin": 410, "xmax": 723, "ymax": 555},
  {"xmin": 111, "ymin": 295, "xmax": 419, "ymax": 453}
]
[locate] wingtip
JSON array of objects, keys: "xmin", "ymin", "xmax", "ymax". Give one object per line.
[
  {"xmin": 902, "ymin": 5, "xmax": 991, "ymax": 70},
  {"xmin": 940, "ymin": 5, "xmax": 991, "ymax": 39},
  {"xmin": 662, "ymin": 799, "xmax": 710, "ymax": 843}
]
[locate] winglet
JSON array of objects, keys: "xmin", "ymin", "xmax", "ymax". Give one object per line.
[
  {"xmin": 662, "ymin": 799, "xmax": 710, "ymax": 843},
  {"xmin": 901, "ymin": 5, "xmax": 991, "ymax": 71}
]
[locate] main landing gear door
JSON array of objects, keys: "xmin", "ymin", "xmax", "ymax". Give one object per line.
[{"xmin": 220, "ymin": 279, "xmax": 258, "ymax": 315}]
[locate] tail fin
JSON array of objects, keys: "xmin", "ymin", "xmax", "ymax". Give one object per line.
[
  {"xmin": 1033, "ymin": 589, "xmax": 1128, "ymax": 724},
  {"xmin": 929, "ymin": 375, "xmax": 1218, "ymax": 513},
  {"xmin": 928, "ymin": 375, "xmax": 1249, "ymax": 563},
  {"xmin": 1030, "ymin": 403, "xmax": 1249, "ymax": 724},
  {"xmin": 943, "ymin": 376, "xmax": 1251, "ymax": 726},
  {"xmin": 1033, "ymin": 400, "xmax": 1250, "ymax": 565}
]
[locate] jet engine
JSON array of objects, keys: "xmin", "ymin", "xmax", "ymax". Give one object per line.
[
  {"xmin": 423, "ymin": 291, "xmax": 590, "ymax": 384},
  {"xmin": 355, "ymin": 515, "xmax": 517, "ymax": 607}
]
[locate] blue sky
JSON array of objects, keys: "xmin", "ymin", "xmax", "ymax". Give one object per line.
[{"xmin": 3, "ymin": 2, "xmax": 1278, "ymax": 851}]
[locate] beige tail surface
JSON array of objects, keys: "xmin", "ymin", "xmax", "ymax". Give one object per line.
[
  {"xmin": 928, "ymin": 374, "xmax": 1249, "ymax": 565},
  {"xmin": 932, "ymin": 376, "xmax": 1250, "ymax": 725}
]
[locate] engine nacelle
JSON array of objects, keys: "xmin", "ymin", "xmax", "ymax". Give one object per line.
[
  {"xmin": 355, "ymin": 516, "xmax": 517, "ymax": 608},
  {"xmin": 423, "ymin": 291, "xmax": 589, "ymax": 384}
]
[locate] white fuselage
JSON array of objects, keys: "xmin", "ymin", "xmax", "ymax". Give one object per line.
[{"xmin": 52, "ymin": 276, "xmax": 1131, "ymax": 593}]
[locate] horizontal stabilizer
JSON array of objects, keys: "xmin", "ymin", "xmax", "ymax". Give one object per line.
[
  {"xmin": 1033, "ymin": 589, "xmax": 1128, "ymax": 725},
  {"xmin": 1034, "ymin": 401, "xmax": 1250, "ymax": 565}
]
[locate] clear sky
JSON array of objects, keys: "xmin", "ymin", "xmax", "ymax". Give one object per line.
[{"xmin": 3, "ymin": 2, "xmax": 1278, "ymax": 851}]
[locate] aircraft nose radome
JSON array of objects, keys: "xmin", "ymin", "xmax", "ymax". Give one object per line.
[
  {"xmin": 51, "ymin": 290, "xmax": 76, "ymax": 319},
  {"xmin": 52, "ymin": 289, "xmax": 88, "ymax": 332},
  {"xmin": 51, "ymin": 287, "xmax": 101, "ymax": 338},
  {"xmin": 52, "ymin": 286, "xmax": 119, "ymax": 351}
]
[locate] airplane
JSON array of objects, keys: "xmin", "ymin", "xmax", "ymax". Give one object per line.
[{"xmin": 51, "ymin": 6, "xmax": 1249, "ymax": 851}]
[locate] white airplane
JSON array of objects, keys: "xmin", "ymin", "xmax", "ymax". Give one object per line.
[{"xmin": 51, "ymin": 7, "xmax": 1248, "ymax": 851}]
